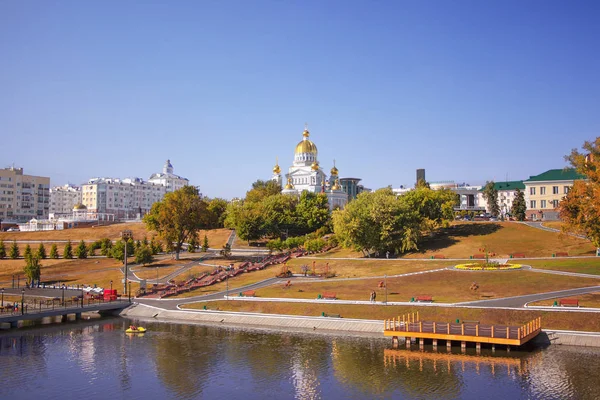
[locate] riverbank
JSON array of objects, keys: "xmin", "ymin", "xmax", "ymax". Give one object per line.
[{"xmin": 121, "ymin": 303, "xmax": 600, "ymax": 347}]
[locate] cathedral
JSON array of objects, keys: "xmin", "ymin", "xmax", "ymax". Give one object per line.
[{"xmin": 271, "ymin": 126, "xmax": 348, "ymax": 210}]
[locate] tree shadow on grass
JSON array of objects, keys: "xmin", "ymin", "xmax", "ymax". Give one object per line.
[{"xmin": 406, "ymin": 223, "xmax": 504, "ymax": 255}]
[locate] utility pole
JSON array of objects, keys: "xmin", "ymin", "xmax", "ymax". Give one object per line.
[{"xmin": 384, "ymin": 274, "xmax": 388, "ymax": 304}]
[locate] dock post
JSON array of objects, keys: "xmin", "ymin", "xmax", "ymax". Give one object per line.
[
  {"xmin": 476, "ymin": 342, "xmax": 481, "ymax": 354},
  {"xmin": 433, "ymin": 339, "xmax": 438, "ymax": 350},
  {"xmin": 506, "ymin": 345, "xmax": 511, "ymax": 353},
  {"xmin": 446, "ymin": 340, "xmax": 452, "ymax": 351},
  {"xmin": 492, "ymin": 344, "xmax": 496, "ymax": 353},
  {"xmin": 419, "ymin": 338, "xmax": 424, "ymax": 350},
  {"xmin": 461, "ymin": 341, "xmax": 466, "ymax": 353},
  {"xmin": 406, "ymin": 338, "xmax": 411, "ymax": 349}
]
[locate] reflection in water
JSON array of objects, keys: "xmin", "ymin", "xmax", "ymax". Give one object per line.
[{"xmin": 1, "ymin": 319, "xmax": 600, "ymax": 400}]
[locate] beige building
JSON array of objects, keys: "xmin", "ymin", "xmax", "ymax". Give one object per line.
[
  {"xmin": 523, "ymin": 169, "xmax": 585, "ymax": 221},
  {"xmin": 148, "ymin": 160, "xmax": 189, "ymax": 192},
  {"xmin": 0, "ymin": 167, "xmax": 50, "ymax": 223},
  {"xmin": 82, "ymin": 177, "xmax": 166, "ymax": 219},
  {"xmin": 50, "ymin": 184, "xmax": 82, "ymax": 214}
]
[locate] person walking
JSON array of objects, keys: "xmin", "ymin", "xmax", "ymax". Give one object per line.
[{"xmin": 372, "ymin": 291, "xmax": 377, "ymax": 302}]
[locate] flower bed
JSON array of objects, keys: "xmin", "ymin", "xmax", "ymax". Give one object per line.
[{"xmin": 454, "ymin": 263, "xmax": 523, "ymax": 271}]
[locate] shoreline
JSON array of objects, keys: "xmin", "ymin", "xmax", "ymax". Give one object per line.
[{"xmin": 121, "ymin": 303, "xmax": 600, "ymax": 347}]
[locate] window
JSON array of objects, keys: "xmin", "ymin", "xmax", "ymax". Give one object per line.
[
  {"xmin": 553, "ymin": 186, "xmax": 559, "ymax": 194},
  {"xmin": 540, "ymin": 187, "xmax": 546, "ymax": 195},
  {"xmin": 564, "ymin": 186, "xmax": 570, "ymax": 194},
  {"xmin": 540, "ymin": 200, "xmax": 546, "ymax": 208},
  {"xmin": 530, "ymin": 187, "xmax": 536, "ymax": 195},
  {"xmin": 552, "ymin": 199, "xmax": 559, "ymax": 208},
  {"xmin": 530, "ymin": 200, "xmax": 536, "ymax": 208}
]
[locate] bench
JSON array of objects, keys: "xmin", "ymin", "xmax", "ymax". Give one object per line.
[
  {"xmin": 321, "ymin": 292, "xmax": 337, "ymax": 300},
  {"xmin": 415, "ymin": 296, "xmax": 433, "ymax": 302},
  {"xmin": 553, "ymin": 252, "xmax": 569, "ymax": 257},
  {"xmin": 323, "ymin": 313, "xmax": 341, "ymax": 318},
  {"xmin": 472, "ymin": 254, "xmax": 485, "ymax": 259},
  {"xmin": 559, "ymin": 298, "xmax": 579, "ymax": 307},
  {"xmin": 432, "ymin": 254, "xmax": 446, "ymax": 259},
  {"xmin": 462, "ymin": 320, "xmax": 480, "ymax": 324},
  {"xmin": 241, "ymin": 290, "xmax": 256, "ymax": 297},
  {"xmin": 510, "ymin": 253, "xmax": 525, "ymax": 258}
]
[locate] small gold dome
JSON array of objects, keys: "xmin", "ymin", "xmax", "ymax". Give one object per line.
[
  {"xmin": 311, "ymin": 161, "xmax": 319, "ymax": 171},
  {"xmin": 73, "ymin": 203, "xmax": 87, "ymax": 210},
  {"xmin": 331, "ymin": 179, "xmax": 341, "ymax": 191},
  {"xmin": 330, "ymin": 166, "xmax": 338, "ymax": 176},
  {"xmin": 273, "ymin": 164, "xmax": 281, "ymax": 174},
  {"xmin": 284, "ymin": 177, "xmax": 294, "ymax": 190}
]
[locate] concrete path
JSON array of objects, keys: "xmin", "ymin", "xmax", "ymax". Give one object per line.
[
  {"xmin": 522, "ymin": 221, "xmax": 588, "ymax": 240},
  {"xmin": 530, "ymin": 268, "xmax": 600, "ymax": 279},
  {"xmin": 456, "ymin": 285, "xmax": 600, "ymax": 308}
]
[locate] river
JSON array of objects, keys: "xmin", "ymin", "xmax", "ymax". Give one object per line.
[{"xmin": 1, "ymin": 318, "xmax": 599, "ymax": 399}]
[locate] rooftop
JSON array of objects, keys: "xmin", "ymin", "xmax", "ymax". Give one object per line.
[{"xmin": 524, "ymin": 168, "xmax": 586, "ymax": 183}]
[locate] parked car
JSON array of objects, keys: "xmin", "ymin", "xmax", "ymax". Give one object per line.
[{"xmin": 7, "ymin": 227, "xmax": 19, "ymax": 232}]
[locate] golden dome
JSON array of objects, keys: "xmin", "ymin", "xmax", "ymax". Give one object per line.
[
  {"xmin": 330, "ymin": 166, "xmax": 338, "ymax": 176},
  {"xmin": 294, "ymin": 128, "xmax": 318, "ymax": 155},
  {"xmin": 311, "ymin": 161, "xmax": 319, "ymax": 171},
  {"xmin": 284, "ymin": 177, "xmax": 294, "ymax": 190},
  {"xmin": 73, "ymin": 203, "xmax": 87, "ymax": 210},
  {"xmin": 272, "ymin": 157, "xmax": 281, "ymax": 174},
  {"xmin": 331, "ymin": 179, "xmax": 341, "ymax": 191}
]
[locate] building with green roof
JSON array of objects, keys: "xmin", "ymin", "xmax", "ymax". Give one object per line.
[{"xmin": 523, "ymin": 168, "xmax": 586, "ymax": 221}]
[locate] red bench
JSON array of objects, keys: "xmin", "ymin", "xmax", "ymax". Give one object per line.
[
  {"xmin": 511, "ymin": 253, "xmax": 525, "ymax": 258},
  {"xmin": 433, "ymin": 254, "xmax": 446, "ymax": 259},
  {"xmin": 242, "ymin": 290, "xmax": 256, "ymax": 297},
  {"xmin": 415, "ymin": 296, "xmax": 433, "ymax": 302},
  {"xmin": 472, "ymin": 254, "xmax": 485, "ymax": 259},
  {"xmin": 554, "ymin": 252, "xmax": 569, "ymax": 257},
  {"xmin": 322, "ymin": 292, "xmax": 337, "ymax": 300},
  {"xmin": 559, "ymin": 298, "xmax": 579, "ymax": 307}
]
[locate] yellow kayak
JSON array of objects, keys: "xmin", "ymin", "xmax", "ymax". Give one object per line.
[{"xmin": 125, "ymin": 327, "xmax": 147, "ymax": 334}]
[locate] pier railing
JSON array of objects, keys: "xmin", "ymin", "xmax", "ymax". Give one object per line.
[{"xmin": 384, "ymin": 315, "xmax": 541, "ymax": 340}]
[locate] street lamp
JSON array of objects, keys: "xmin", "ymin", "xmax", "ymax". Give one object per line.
[
  {"xmin": 21, "ymin": 288, "xmax": 25, "ymax": 315},
  {"xmin": 110, "ymin": 280, "xmax": 113, "ymax": 291},
  {"xmin": 384, "ymin": 274, "xmax": 388, "ymax": 304},
  {"xmin": 128, "ymin": 281, "xmax": 131, "ymax": 303},
  {"xmin": 1, "ymin": 288, "xmax": 4, "ymax": 307},
  {"xmin": 61, "ymin": 285, "xmax": 65, "ymax": 306}
]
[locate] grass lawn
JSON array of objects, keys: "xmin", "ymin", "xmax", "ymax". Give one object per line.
[
  {"xmin": 542, "ymin": 221, "xmax": 565, "ymax": 230},
  {"xmin": 251, "ymin": 270, "xmax": 598, "ymax": 303},
  {"xmin": 285, "ymin": 258, "xmax": 452, "ymax": 278},
  {"xmin": 181, "ymin": 301, "xmax": 600, "ymax": 332},
  {"xmin": 527, "ymin": 258, "xmax": 600, "ymax": 275},
  {"xmin": 399, "ymin": 222, "xmax": 596, "ymax": 259},
  {"xmin": 0, "ymin": 223, "xmax": 231, "ymax": 248},
  {"xmin": 528, "ymin": 292, "xmax": 600, "ymax": 308}
]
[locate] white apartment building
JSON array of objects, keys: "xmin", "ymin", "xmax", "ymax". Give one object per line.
[
  {"xmin": 82, "ymin": 177, "xmax": 166, "ymax": 219},
  {"xmin": 49, "ymin": 184, "xmax": 82, "ymax": 214},
  {"xmin": 0, "ymin": 167, "xmax": 50, "ymax": 223},
  {"xmin": 148, "ymin": 160, "xmax": 189, "ymax": 192}
]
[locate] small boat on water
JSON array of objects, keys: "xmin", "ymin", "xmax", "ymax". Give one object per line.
[{"xmin": 125, "ymin": 326, "xmax": 147, "ymax": 334}]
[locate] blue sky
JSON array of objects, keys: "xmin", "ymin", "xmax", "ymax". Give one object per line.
[{"xmin": 1, "ymin": 1, "xmax": 599, "ymax": 198}]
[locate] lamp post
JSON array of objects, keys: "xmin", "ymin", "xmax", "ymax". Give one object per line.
[
  {"xmin": 1, "ymin": 288, "xmax": 4, "ymax": 307},
  {"xmin": 124, "ymin": 240, "xmax": 128, "ymax": 295},
  {"xmin": 21, "ymin": 288, "xmax": 25, "ymax": 315},
  {"xmin": 128, "ymin": 281, "xmax": 131, "ymax": 303},
  {"xmin": 384, "ymin": 274, "xmax": 388, "ymax": 304},
  {"xmin": 110, "ymin": 280, "xmax": 113, "ymax": 291},
  {"xmin": 61, "ymin": 285, "xmax": 65, "ymax": 306}
]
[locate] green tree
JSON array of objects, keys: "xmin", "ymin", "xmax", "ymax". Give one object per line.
[
  {"xmin": 188, "ymin": 233, "xmax": 198, "ymax": 253},
  {"xmin": 100, "ymin": 238, "xmax": 113, "ymax": 256},
  {"xmin": 135, "ymin": 239, "xmax": 142, "ymax": 252},
  {"xmin": 296, "ymin": 191, "xmax": 331, "ymax": 234},
  {"xmin": 75, "ymin": 240, "xmax": 88, "ymax": 259},
  {"xmin": 49, "ymin": 243, "xmax": 59, "ymax": 259},
  {"xmin": 135, "ymin": 245, "xmax": 154, "ymax": 266},
  {"xmin": 559, "ymin": 137, "xmax": 600, "ymax": 247},
  {"xmin": 0, "ymin": 240, "xmax": 5, "ymax": 259},
  {"xmin": 24, "ymin": 244, "xmax": 32, "ymax": 259},
  {"xmin": 510, "ymin": 188, "xmax": 526, "ymax": 221},
  {"xmin": 23, "ymin": 253, "xmax": 42, "ymax": 287},
  {"xmin": 111, "ymin": 240, "xmax": 126, "ymax": 263},
  {"xmin": 143, "ymin": 186, "xmax": 211, "ymax": 260},
  {"xmin": 36, "ymin": 243, "xmax": 47, "ymax": 259},
  {"xmin": 220, "ymin": 243, "xmax": 232, "ymax": 258},
  {"xmin": 63, "ymin": 240, "xmax": 73, "ymax": 259},
  {"xmin": 482, "ymin": 181, "xmax": 500, "ymax": 217},
  {"xmin": 202, "ymin": 234, "xmax": 209, "ymax": 252},
  {"xmin": 235, "ymin": 205, "xmax": 265, "ymax": 244},
  {"xmin": 206, "ymin": 197, "xmax": 229, "ymax": 228},
  {"xmin": 402, "ymin": 186, "xmax": 457, "ymax": 234},
  {"xmin": 261, "ymin": 194, "xmax": 298, "ymax": 238},
  {"xmin": 245, "ymin": 180, "xmax": 282, "ymax": 203},
  {"xmin": 9, "ymin": 241, "xmax": 20, "ymax": 259},
  {"xmin": 142, "ymin": 236, "xmax": 149, "ymax": 247}
]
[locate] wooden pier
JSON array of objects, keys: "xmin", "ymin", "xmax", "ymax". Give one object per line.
[{"xmin": 383, "ymin": 312, "xmax": 542, "ymax": 351}]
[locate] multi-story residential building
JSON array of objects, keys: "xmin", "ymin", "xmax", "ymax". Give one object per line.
[
  {"xmin": 523, "ymin": 169, "xmax": 585, "ymax": 221},
  {"xmin": 49, "ymin": 184, "xmax": 82, "ymax": 214},
  {"xmin": 82, "ymin": 177, "xmax": 166, "ymax": 219},
  {"xmin": 148, "ymin": 160, "xmax": 189, "ymax": 192},
  {"xmin": 0, "ymin": 167, "xmax": 50, "ymax": 223}
]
